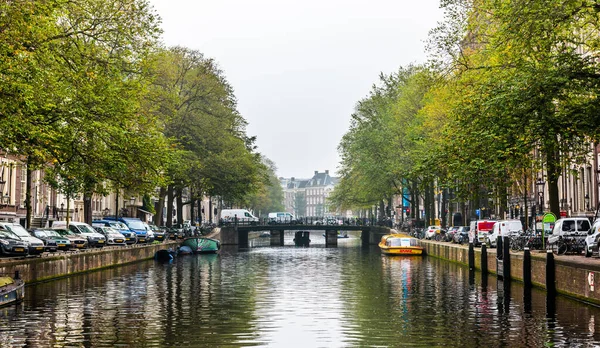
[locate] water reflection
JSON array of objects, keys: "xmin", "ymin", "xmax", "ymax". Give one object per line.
[{"xmin": 0, "ymin": 245, "xmax": 600, "ymax": 346}]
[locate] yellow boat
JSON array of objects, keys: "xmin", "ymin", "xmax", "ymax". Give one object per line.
[{"xmin": 379, "ymin": 233, "xmax": 424, "ymax": 256}]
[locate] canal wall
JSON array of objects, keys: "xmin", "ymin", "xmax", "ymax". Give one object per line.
[
  {"xmin": 0, "ymin": 242, "xmax": 179, "ymax": 284},
  {"xmin": 421, "ymin": 240, "xmax": 600, "ymax": 305}
]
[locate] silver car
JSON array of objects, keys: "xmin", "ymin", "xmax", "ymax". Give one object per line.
[{"xmin": 0, "ymin": 222, "xmax": 45, "ymax": 255}]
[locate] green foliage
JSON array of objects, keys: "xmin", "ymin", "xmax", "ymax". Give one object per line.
[
  {"xmin": 0, "ymin": 1, "xmax": 266, "ymax": 218},
  {"xmin": 245, "ymin": 158, "xmax": 285, "ymax": 217}
]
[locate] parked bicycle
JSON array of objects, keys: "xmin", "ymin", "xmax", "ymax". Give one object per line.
[{"xmin": 550, "ymin": 236, "xmax": 585, "ymax": 255}]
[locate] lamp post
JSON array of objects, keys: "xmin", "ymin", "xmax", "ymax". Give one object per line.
[
  {"xmin": 585, "ymin": 193, "xmax": 590, "ymax": 212},
  {"xmin": 129, "ymin": 196, "xmax": 136, "ymax": 218},
  {"xmin": 536, "ymin": 178, "xmax": 546, "ymax": 217},
  {"xmin": 0, "ymin": 179, "xmax": 5, "ymax": 208},
  {"xmin": 60, "ymin": 202, "xmax": 64, "ymax": 221}
]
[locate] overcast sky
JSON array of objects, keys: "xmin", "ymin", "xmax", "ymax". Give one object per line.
[{"xmin": 148, "ymin": 0, "xmax": 444, "ymax": 179}]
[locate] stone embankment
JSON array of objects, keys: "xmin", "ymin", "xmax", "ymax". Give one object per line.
[
  {"xmin": 421, "ymin": 239, "xmax": 600, "ymax": 305},
  {"xmin": 0, "ymin": 242, "xmax": 179, "ymax": 284}
]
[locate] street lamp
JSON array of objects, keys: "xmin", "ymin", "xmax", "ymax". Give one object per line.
[
  {"xmin": 536, "ymin": 178, "xmax": 546, "ymax": 215},
  {"xmin": 60, "ymin": 202, "xmax": 64, "ymax": 220},
  {"xmin": 129, "ymin": 196, "xmax": 136, "ymax": 218},
  {"xmin": 0, "ymin": 179, "xmax": 6, "ymax": 208},
  {"xmin": 585, "ymin": 193, "xmax": 590, "ymax": 211}
]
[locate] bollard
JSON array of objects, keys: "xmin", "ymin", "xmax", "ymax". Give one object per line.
[
  {"xmin": 14, "ymin": 270, "xmax": 20, "ymax": 280},
  {"xmin": 524, "ymin": 247, "xmax": 532, "ymax": 289},
  {"xmin": 503, "ymin": 236, "xmax": 511, "ymax": 281},
  {"xmin": 546, "ymin": 249, "xmax": 556, "ymax": 297},
  {"xmin": 468, "ymin": 242, "xmax": 475, "ymax": 271},
  {"xmin": 481, "ymin": 244, "xmax": 488, "ymax": 275},
  {"xmin": 497, "ymin": 236, "xmax": 503, "ymax": 258}
]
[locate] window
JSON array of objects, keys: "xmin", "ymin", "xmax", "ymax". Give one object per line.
[
  {"xmin": 563, "ymin": 220, "xmax": 575, "ymax": 232},
  {"xmin": 577, "ymin": 220, "xmax": 591, "ymax": 232}
]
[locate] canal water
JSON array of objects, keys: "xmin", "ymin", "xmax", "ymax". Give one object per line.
[{"xmin": 2, "ymin": 232, "xmax": 600, "ymax": 347}]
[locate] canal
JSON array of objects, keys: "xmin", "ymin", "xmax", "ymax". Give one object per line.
[{"xmin": 2, "ymin": 232, "xmax": 600, "ymax": 347}]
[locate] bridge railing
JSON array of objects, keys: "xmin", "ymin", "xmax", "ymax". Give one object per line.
[{"xmin": 218, "ymin": 216, "xmax": 393, "ymax": 227}]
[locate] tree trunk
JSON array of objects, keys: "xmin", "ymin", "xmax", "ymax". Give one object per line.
[
  {"xmin": 166, "ymin": 185, "xmax": 174, "ymax": 227},
  {"xmin": 83, "ymin": 192, "xmax": 92, "ymax": 225},
  {"xmin": 189, "ymin": 189, "xmax": 195, "ymax": 227},
  {"xmin": 176, "ymin": 188, "xmax": 183, "ymax": 226},
  {"xmin": 154, "ymin": 186, "xmax": 166, "ymax": 226},
  {"xmin": 441, "ymin": 188, "xmax": 448, "ymax": 227},
  {"xmin": 424, "ymin": 182, "xmax": 430, "ymax": 226},
  {"xmin": 25, "ymin": 162, "xmax": 32, "ymax": 229},
  {"xmin": 523, "ymin": 171, "xmax": 529, "ymax": 230},
  {"xmin": 198, "ymin": 197, "xmax": 203, "ymax": 223},
  {"xmin": 546, "ymin": 141, "xmax": 561, "ymax": 219}
]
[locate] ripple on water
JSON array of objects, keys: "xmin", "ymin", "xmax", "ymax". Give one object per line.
[{"xmin": 1, "ymin": 245, "xmax": 600, "ymax": 347}]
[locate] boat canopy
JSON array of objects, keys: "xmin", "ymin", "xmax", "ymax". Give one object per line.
[
  {"xmin": 386, "ymin": 238, "xmax": 419, "ymax": 247},
  {"xmin": 0, "ymin": 277, "xmax": 15, "ymax": 287}
]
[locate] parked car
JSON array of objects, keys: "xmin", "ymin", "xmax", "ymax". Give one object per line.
[
  {"xmin": 585, "ymin": 219, "xmax": 600, "ymax": 257},
  {"xmin": 268, "ymin": 212, "xmax": 301, "ymax": 224},
  {"xmin": 93, "ymin": 220, "xmax": 137, "ymax": 245},
  {"xmin": 0, "ymin": 222, "xmax": 45, "ymax": 255},
  {"xmin": 485, "ymin": 220, "xmax": 522, "ymax": 248},
  {"xmin": 168, "ymin": 226, "xmax": 185, "ymax": 240},
  {"xmin": 52, "ymin": 221, "xmax": 106, "ymax": 247},
  {"xmin": 220, "ymin": 209, "xmax": 259, "ymax": 225},
  {"xmin": 0, "ymin": 229, "xmax": 29, "ymax": 256},
  {"xmin": 453, "ymin": 226, "xmax": 470, "ymax": 244},
  {"xmin": 53, "ymin": 228, "xmax": 88, "ymax": 249},
  {"xmin": 548, "ymin": 217, "xmax": 591, "ymax": 245},
  {"xmin": 142, "ymin": 222, "xmax": 155, "ymax": 243},
  {"xmin": 103, "ymin": 217, "xmax": 148, "ymax": 243},
  {"xmin": 469, "ymin": 220, "xmax": 497, "ymax": 246},
  {"xmin": 425, "ymin": 226, "xmax": 441, "ymax": 240},
  {"xmin": 148, "ymin": 224, "xmax": 167, "ymax": 242},
  {"xmin": 93, "ymin": 227, "xmax": 126, "ymax": 246},
  {"xmin": 445, "ymin": 226, "xmax": 460, "ymax": 242},
  {"xmin": 30, "ymin": 229, "xmax": 71, "ymax": 252}
]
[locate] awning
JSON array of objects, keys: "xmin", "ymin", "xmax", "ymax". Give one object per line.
[{"xmin": 137, "ymin": 208, "xmax": 153, "ymax": 215}]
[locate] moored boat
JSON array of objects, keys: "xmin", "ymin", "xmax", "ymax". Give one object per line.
[
  {"xmin": 0, "ymin": 272, "xmax": 24, "ymax": 307},
  {"xmin": 182, "ymin": 237, "xmax": 221, "ymax": 254},
  {"xmin": 379, "ymin": 232, "xmax": 424, "ymax": 256}
]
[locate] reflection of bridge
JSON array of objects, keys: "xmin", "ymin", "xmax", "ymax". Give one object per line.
[{"xmin": 219, "ymin": 224, "xmax": 392, "ymax": 248}]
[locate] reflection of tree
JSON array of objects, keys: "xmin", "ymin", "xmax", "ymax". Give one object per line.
[{"xmin": 294, "ymin": 192, "xmax": 306, "ymax": 217}]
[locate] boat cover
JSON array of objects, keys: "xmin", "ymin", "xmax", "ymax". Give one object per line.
[{"xmin": 0, "ymin": 277, "xmax": 14, "ymax": 287}]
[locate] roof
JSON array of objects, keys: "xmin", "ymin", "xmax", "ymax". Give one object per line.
[{"xmin": 306, "ymin": 171, "xmax": 334, "ymax": 187}]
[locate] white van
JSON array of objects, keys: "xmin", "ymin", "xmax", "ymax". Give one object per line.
[
  {"xmin": 584, "ymin": 219, "xmax": 600, "ymax": 257},
  {"xmin": 220, "ymin": 209, "xmax": 259, "ymax": 225},
  {"xmin": 485, "ymin": 220, "xmax": 523, "ymax": 248},
  {"xmin": 52, "ymin": 221, "xmax": 106, "ymax": 247},
  {"xmin": 548, "ymin": 217, "xmax": 591, "ymax": 245},
  {"xmin": 468, "ymin": 220, "xmax": 497, "ymax": 246},
  {"xmin": 268, "ymin": 212, "xmax": 297, "ymax": 224}
]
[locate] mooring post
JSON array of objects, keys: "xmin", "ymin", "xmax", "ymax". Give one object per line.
[
  {"xmin": 524, "ymin": 247, "xmax": 532, "ymax": 289},
  {"xmin": 468, "ymin": 242, "xmax": 475, "ymax": 271},
  {"xmin": 546, "ymin": 249, "xmax": 556, "ymax": 297},
  {"xmin": 481, "ymin": 243, "xmax": 488, "ymax": 275},
  {"xmin": 497, "ymin": 235, "xmax": 502, "ymax": 254},
  {"xmin": 503, "ymin": 236, "xmax": 511, "ymax": 281}
]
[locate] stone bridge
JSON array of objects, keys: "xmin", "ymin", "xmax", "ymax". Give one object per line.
[{"xmin": 218, "ymin": 224, "xmax": 392, "ymax": 248}]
